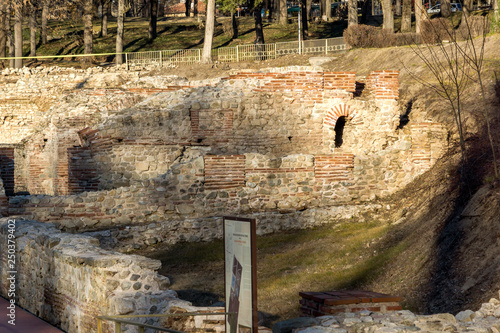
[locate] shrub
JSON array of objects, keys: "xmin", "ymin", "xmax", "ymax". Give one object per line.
[
  {"xmin": 343, "ymin": 25, "xmax": 420, "ymax": 49},
  {"xmin": 421, "ymin": 18, "xmax": 453, "ymax": 44},
  {"xmin": 457, "ymin": 15, "xmax": 490, "ymax": 40}
]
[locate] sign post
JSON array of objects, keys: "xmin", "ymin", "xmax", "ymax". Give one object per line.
[{"xmin": 223, "ymin": 217, "xmax": 258, "ymax": 333}]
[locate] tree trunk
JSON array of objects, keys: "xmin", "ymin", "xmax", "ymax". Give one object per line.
[
  {"xmin": 193, "ymin": 0, "xmax": 198, "ymax": 17},
  {"xmin": 158, "ymin": 0, "xmax": 165, "ymax": 17},
  {"xmin": 116, "ymin": 0, "xmax": 125, "ymax": 65},
  {"xmin": 231, "ymin": 12, "xmax": 238, "ymax": 39},
  {"xmin": 101, "ymin": 0, "xmax": 109, "ymax": 37},
  {"xmin": 301, "ymin": 0, "xmax": 308, "ymax": 39},
  {"xmin": 462, "ymin": 0, "xmax": 472, "ymax": 22},
  {"xmin": 254, "ymin": 3, "xmax": 265, "ymax": 44},
  {"xmin": 307, "ymin": 0, "xmax": 312, "ymax": 20},
  {"xmin": 415, "ymin": 0, "xmax": 424, "ymax": 33},
  {"xmin": 325, "ymin": 0, "xmax": 332, "ymax": 21},
  {"xmin": 14, "ymin": 0, "xmax": 22, "ymax": 68},
  {"xmin": 41, "ymin": 0, "xmax": 48, "ymax": 44},
  {"xmin": 149, "ymin": 0, "xmax": 157, "ymax": 39},
  {"xmin": 348, "ymin": 0, "xmax": 358, "ymax": 26},
  {"xmin": 201, "ymin": 0, "xmax": 215, "ymax": 63},
  {"xmin": 494, "ymin": 0, "xmax": 499, "ymax": 32},
  {"xmin": 144, "ymin": 0, "xmax": 150, "ymax": 18},
  {"xmin": 83, "ymin": 0, "xmax": 93, "ymax": 65},
  {"xmin": 321, "ymin": 0, "xmax": 326, "ymax": 17},
  {"xmin": 0, "ymin": 0, "xmax": 6, "ymax": 62},
  {"xmin": 7, "ymin": 2, "xmax": 13, "ymax": 68},
  {"xmin": 185, "ymin": 0, "xmax": 191, "ymax": 16},
  {"xmin": 401, "ymin": 0, "xmax": 412, "ymax": 32},
  {"xmin": 441, "ymin": 0, "xmax": 452, "ymax": 17},
  {"xmin": 395, "ymin": 0, "xmax": 402, "ymax": 15},
  {"xmin": 29, "ymin": 3, "xmax": 36, "ymax": 57},
  {"xmin": 382, "ymin": 0, "xmax": 394, "ymax": 31},
  {"xmin": 279, "ymin": 0, "xmax": 287, "ymax": 24}
]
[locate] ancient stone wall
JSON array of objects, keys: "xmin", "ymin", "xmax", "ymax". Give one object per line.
[{"xmin": 0, "ymin": 219, "xmax": 188, "ymax": 333}]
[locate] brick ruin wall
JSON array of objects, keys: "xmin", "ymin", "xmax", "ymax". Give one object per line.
[
  {"xmin": 0, "ymin": 68, "xmax": 447, "ymax": 236},
  {"xmin": 0, "ymin": 67, "xmax": 449, "ymax": 332},
  {"xmin": 0, "ymin": 219, "xmax": 225, "ymax": 333}
]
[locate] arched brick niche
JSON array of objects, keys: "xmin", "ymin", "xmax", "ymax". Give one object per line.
[{"xmin": 324, "ymin": 103, "xmax": 355, "ymax": 128}]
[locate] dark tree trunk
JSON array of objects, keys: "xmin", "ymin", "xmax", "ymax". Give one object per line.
[
  {"xmin": 7, "ymin": 1, "xmax": 13, "ymax": 68},
  {"xmin": 401, "ymin": 0, "xmax": 412, "ymax": 32},
  {"xmin": 301, "ymin": 0, "xmax": 308, "ymax": 38},
  {"xmin": 83, "ymin": 0, "xmax": 93, "ymax": 65},
  {"xmin": 149, "ymin": 0, "xmax": 157, "ymax": 39},
  {"xmin": 193, "ymin": 0, "xmax": 198, "ymax": 17},
  {"xmin": 29, "ymin": 3, "xmax": 36, "ymax": 57},
  {"xmin": 185, "ymin": 0, "xmax": 191, "ymax": 16},
  {"xmin": 254, "ymin": 3, "xmax": 265, "ymax": 43},
  {"xmin": 231, "ymin": 12, "xmax": 238, "ymax": 38},
  {"xmin": 14, "ymin": 0, "xmax": 22, "ymax": 68},
  {"xmin": 348, "ymin": 0, "xmax": 358, "ymax": 26},
  {"xmin": 116, "ymin": 0, "xmax": 124, "ymax": 64},
  {"xmin": 158, "ymin": 0, "xmax": 165, "ymax": 16},
  {"xmin": 144, "ymin": 0, "xmax": 150, "ymax": 18}
]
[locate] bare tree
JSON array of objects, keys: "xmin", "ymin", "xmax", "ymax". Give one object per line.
[
  {"xmin": 116, "ymin": 0, "xmax": 125, "ymax": 65},
  {"xmin": 301, "ymin": 0, "xmax": 308, "ymax": 38},
  {"xmin": 0, "ymin": 0, "xmax": 6, "ymax": 62},
  {"xmin": 201, "ymin": 0, "xmax": 215, "ymax": 63},
  {"xmin": 348, "ymin": 0, "xmax": 357, "ymax": 26},
  {"xmin": 382, "ymin": 0, "xmax": 394, "ymax": 31},
  {"xmin": 149, "ymin": 0, "xmax": 157, "ymax": 39},
  {"xmin": 41, "ymin": 0, "xmax": 49, "ymax": 44},
  {"xmin": 279, "ymin": 0, "xmax": 287, "ymax": 24},
  {"xmin": 29, "ymin": 1, "xmax": 37, "ymax": 57},
  {"xmin": 401, "ymin": 0, "xmax": 411, "ymax": 32},
  {"xmin": 14, "ymin": 0, "xmax": 22, "ymax": 68},
  {"xmin": 405, "ymin": 16, "xmax": 498, "ymax": 179},
  {"xmin": 325, "ymin": 0, "xmax": 332, "ymax": 21},
  {"xmin": 83, "ymin": 0, "xmax": 93, "ymax": 65}
]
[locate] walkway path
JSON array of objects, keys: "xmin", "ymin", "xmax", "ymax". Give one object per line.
[{"xmin": 0, "ymin": 296, "xmax": 64, "ymax": 333}]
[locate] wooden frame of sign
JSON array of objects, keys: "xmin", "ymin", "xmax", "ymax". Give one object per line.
[{"xmin": 223, "ymin": 216, "xmax": 258, "ymax": 333}]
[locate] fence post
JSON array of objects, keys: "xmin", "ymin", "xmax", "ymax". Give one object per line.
[
  {"xmin": 159, "ymin": 51, "xmax": 162, "ymax": 67},
  {"xmin": 125, "ymin": 53, "xmax": 129, "ymax": 70},
  {"xmin": 325, "ymin": 39, "xmax": 328, "ymax": 55},
  {"xmin": 115, "ymin": 322, "xmax": 122, "ymax": 333},
  {"xmin": 236, "ymin": 45, "xmax": 239, "ymax": 62}
]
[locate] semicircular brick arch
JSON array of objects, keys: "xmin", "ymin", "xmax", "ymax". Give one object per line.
[{"xmin": 324, "ymin": 103, "xmax": 355, "ymax": 127}]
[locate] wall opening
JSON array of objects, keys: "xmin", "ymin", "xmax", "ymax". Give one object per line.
[
  {"xmin": 397, "ymin": 99, "xmax": 413, "ymax": 130},
  {"xmin": 334, "ymin": 116, "xmax": 347, "ymax": 148}
]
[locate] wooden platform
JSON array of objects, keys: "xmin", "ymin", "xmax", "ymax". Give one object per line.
[
  {"xmin": 299, "ymin": 290, "xmax": 403, "ymax": 316},
  {"xmin": 0, "ymin": 296, "xmax": 64, "ymax": 333}
]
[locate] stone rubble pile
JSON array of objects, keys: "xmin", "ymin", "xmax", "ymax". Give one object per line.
[{"xmin": 274, "ymin": 294, "xmax": 500, "ymax": 333}]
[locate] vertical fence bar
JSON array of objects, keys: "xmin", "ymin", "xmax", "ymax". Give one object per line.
[
  {"xmin": 236, "ymin": 45, "xmax": 239, "ymax": 62},
  {"xmin": 138, "ymin": 326, "xmax": 145, "ymax": 333},
  {"xmin": 125, "ymin": 53, "xmax": 129, "ymax": 70},
  {"xmin": 115, "ymin": 322, "xmax": 122, "ymax": 333},
  {"xmin": 325, "ymin": 39, "xmax": 328, "ymax": 55},
  {"xmin": 97, "ymin": 318, "xmax": 102, "ymax": 333},
  {"xmin": 160, "ymin": 51, "xmax": 163, "ymax": 67}
]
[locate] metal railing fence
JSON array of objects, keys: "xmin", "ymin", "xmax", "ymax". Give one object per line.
[{"xmin": 126, "ymin": 37, "xmax": 346, "ymax": 67}]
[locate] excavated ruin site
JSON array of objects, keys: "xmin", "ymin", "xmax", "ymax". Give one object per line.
[{"xmin": 0, "ymin": 62, "xmax": 499, "ymax": 333}]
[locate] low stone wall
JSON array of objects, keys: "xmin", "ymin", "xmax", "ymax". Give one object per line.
[{"xmin": 0, "ymin": 219, "xmax": 187, "ymax": 333}]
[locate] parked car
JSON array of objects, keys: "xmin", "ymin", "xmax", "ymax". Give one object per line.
[{"xmin": 427, "ymin": 3, "xmax": 462, "ymax": 13}]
